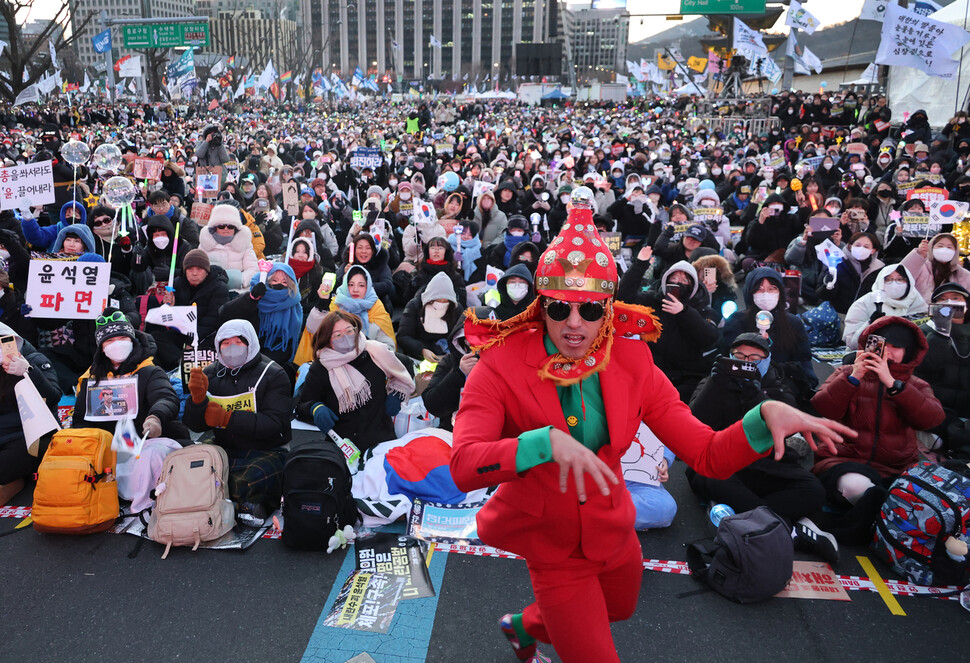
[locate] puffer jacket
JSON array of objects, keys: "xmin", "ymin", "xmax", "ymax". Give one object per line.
[
  {"xmin": 915, "ymin": 320, "xmax": 970, "ymax": 420},
  {"xmin": 135, "ymin": 214, "xmax": 192, "ymax": 283},
  {"xmin": 811, "ymin": 316, "xmax": 945, "ymax": 477},
  {"xmin": 198, "ymin": 213, "xmax": 259, "ymax": 291}
]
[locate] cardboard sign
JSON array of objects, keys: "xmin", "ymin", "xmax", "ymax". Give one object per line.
[
  {"xmin": 281, "ymin": 181, "xmax": 300, "ymax": 216},
  {"xmin": 323, "ymin": 571, "xmax": 405, "ymax": 633},
  {"xmin": 471, "ymin": 180, "xmax": 495, "ymax": 200},
  {"xmin": 899, "ymin": 215, "xmax": 943, "ymax": 238},
  {"xmin": 776, "ymin": 561, "xmax": 850, "ymax": 601},
  {"xmin": 906, "ymin": 186, "xmax": 948, "ymax": 206},
  {"xmin": 26, "ymin": 259, "xmax": 110, "ymax": 320},
  {"xmin": 350, "ymin": 147, "xmax": 382, "ymax": 170},
  {"xmin": 189, "ymin": 202, "xmax": 213, "ymax": 226},
  {"xmin": 600, "ymin": 231, "xmax": 623, "ymax": 256},
  {"xmin": 407, "ymin": 499, "xmax": 485, "ymax": 545},
  {"xmin": 132, "ymin": 157, "xmax": 164, "ymax": 181},
  {"xmin": 0, "ymin": 160, "xmax": 55, "ymax": 210}
]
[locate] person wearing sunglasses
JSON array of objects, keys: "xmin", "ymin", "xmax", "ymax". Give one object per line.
[
  {"xmin": 199, "ymin": 203, "xmax": 259, "ymax": 293},
  {"xmin": 450, "ymin": 199, "xmax": 855, "ymax": 663}
]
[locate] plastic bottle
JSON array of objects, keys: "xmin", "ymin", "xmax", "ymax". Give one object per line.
[{"xmin": 709, "ymin": 503, "xmax": 736, "ymax": 528}]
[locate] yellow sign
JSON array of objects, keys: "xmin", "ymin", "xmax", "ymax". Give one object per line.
[
  {"xmin": 207, "ymin": 391, "xmax": 256, "ymax": 414},
  {"xmin": 687, "ymin": 56, "xmax": 708, "ymax": 72},
  {"xmin": 657, "ymin": 53, "xmax": 677, "ymax": 71}
]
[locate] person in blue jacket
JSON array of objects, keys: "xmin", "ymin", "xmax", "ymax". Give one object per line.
[{"xmin": 21, "ymin": 201, "xmax": 87, "ymax": 252}]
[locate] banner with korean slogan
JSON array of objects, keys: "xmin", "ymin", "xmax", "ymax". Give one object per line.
[
  {"xmin": 733, "ymin": 18, "xmax": 768, "ymax": 57},
  {"xmin": 26, "ymin": 259, "xmax": 110, "ymax": 319},
  {"xmin": 350, "ymin": 147, "xmax": 383, "ymax": 170},
  {"xmin": 0, "ymin": 160, "xmax": 55, "ymax": 210},
  {"xmin": 786, "ymin": 1, "xmax": 821, "ymax": 35},
  {"xmin": 875, "ymin": 3, "xmax": 970, "ymax": 80}
]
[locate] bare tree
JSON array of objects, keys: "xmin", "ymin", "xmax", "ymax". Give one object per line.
[{"xmin": 0, "ymin": 0, "xmax": 95, "ymax": 102}]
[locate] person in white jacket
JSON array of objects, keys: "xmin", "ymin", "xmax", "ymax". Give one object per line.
[
  {"xmin": 843, "ymin": 263, "xmax": 927, "ymax": 349},
  {"xmin": 691, "ymin": 186, "xmax": 733, "ymax": 257},
  {"xmin": 199, "ymin": 203, "xmax": 259, "ymax": 293}
]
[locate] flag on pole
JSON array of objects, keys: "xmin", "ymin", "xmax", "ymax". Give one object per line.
[
  {"xmin": 210, "ymin": 59, "xmax": 225, "ymax": 77},
  {"xmin": 49, "ymin": 40, "xmax": 59, "ymax": 70},
  {"xmin": 227, "ymin": 56, "xmax": 236, "ymax": 69},
  {"xmin": 257, "ymin": 59, "xmax": 277, "ymax": 90},
  {"xmin": 391, "ymin": 39, "xmax": 401, "ymax": 52},
  {"xmin": 351, "ymin": 67, "xmax": 365, "ymax": 88},
  {"xmin": 657, "ymin": 53, "xmax": 676, "ymax": 71},
  {"xmin": 786, "ymin": 1, "xmax": 821, "ymax": 35},
  {"xmin": 875, "ymin": 3, "xmax": 970, "ymax": 79},
  {"xmin": 733, "ymin": 18, "xmax": 768, "ymax": 57},
  {"xmin": 269, "ymin": 81, "xmax": 280, "ymax": 99},
  {"xmin": 787, "ymin": 32, "xmax": 823, "ymax": 75},
  {"xmin": 860, "ymin": 0, "xmax": 888, "ymax": 22},
  {"xmin": 233, "ymin": 78, "xmax": 245, "ymax": 98},
  {"xmin": 429, "ymin": 35, "xmax": 441, "ymax": 48},
  {"xmin": 687, "ymin": 56, "xmax": 707, "ymax": 73}
]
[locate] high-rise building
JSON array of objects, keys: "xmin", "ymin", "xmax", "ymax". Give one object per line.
[
  {"xmin": 303, "ymin": 0, "xmax": 561, "ymax": 83},
  {"xmin": 70, "ymin": 0, "xmax": 197, "ymax": 69},
  {"xmin": 561, "ymin": 4, "xmax": 629, "ymax": 82},
  {"xmin": 205, "ymin": 8, "xmax": 299, "ymax": 74}
]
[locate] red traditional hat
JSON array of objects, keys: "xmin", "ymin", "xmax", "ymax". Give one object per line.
[{"xmin": 534, "ymin": 207, "xmax": 617, "ymax": 302}]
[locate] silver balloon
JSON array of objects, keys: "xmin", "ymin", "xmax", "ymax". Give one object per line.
[
  {"xmin": 62, "ymin": 140, "xmax": 91, "ymax": 167},
  {"xmin": 103, "ymin": 176, "xmax": 137, "ymax": 207},
  {"xmin": 92, "ymin": 143, "xmax": 123, "ymax": 172},
  {"xmin": 569, "ymin": 185, "xmax": 595, "ymax": 211}
]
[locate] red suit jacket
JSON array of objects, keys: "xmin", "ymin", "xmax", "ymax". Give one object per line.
[{"xmin": 450, "ymin": 328, "xmax": 766, "ymax": 564}]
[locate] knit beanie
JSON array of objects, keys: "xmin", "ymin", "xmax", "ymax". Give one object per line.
[{"xmin": 183, "ymin": 248, "xmax": 211, "ymax": 273}]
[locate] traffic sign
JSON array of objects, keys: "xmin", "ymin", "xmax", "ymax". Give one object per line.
[
  {"xmin": 122, "ymin": 22, "xmax": 209, "ymax": 49},
  {"xmin": 679, "ymin": 0, "xmax": 767, "ymax": 13}
]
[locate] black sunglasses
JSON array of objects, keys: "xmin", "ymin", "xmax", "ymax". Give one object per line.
[
  {"xmin": 543, "ymin": 298, "xmax": 605, "ymax": 322},
  {"xmin": 92, "ymin": 217, "xmax": 113, "ymax": 227}
]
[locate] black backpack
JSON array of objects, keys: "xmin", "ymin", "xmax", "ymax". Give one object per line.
[
  {"xmin": 281, "ymin": 439, "xmax": 359, "ymax": 550},
  {"xmin": 685, "ymin": 506, "xmax": 794, "ymax": 604}
]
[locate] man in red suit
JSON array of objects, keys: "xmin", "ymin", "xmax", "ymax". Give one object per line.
[{"xmin": 450, "ymin": 189, "xmax": 855, "ymax": 663}]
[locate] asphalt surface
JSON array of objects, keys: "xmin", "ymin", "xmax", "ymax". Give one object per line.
[{"xmin": 1, "ymin": 451, "xmax": 967, "ymax": 663}]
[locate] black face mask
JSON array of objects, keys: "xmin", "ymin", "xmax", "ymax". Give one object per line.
[
  {"xmin": 269, "ymin": 282, "xmax": 287, "ymax": 290},
  {"xmin": 878, "ymin": 190, "xmax": 893, "ymax": 198}
]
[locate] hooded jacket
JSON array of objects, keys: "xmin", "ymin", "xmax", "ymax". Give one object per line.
[
  {"xmin": 325, "ymin": 265, "xmax": 397, "ymax": 349},
  {"xmin": 743, "ymin": 193, "xmax": 801, "ymax": 260},
  {"xmin": 22, "ymin": 200, "xmax": 87, "ymax": 251},
  {"xmin": 422, "ymin": 316, "xmax": 470, "ymax": 431},
  {"xmin": 136, "ymin": 214, "xmax": 192, "ymax": 283},
  {"xmin": 405, "ymin": 240, "xmax": 467, "ymax": 308},
  {"xmin": 492, "ymin": 263, "xmax": 536, "ymax": 321},
  {"xmin": 51, "ymin": 222, "xmax": 96, "ymax": 254},
  {"xmin": 844, "ymin": 263, "xmax": 927, "ymax": 349},
  {"xmin": 493, "ymin": 180, "xmax": 520, "ymax": 216},
  {"xmin": 475, "ymin": 191, "xmax": 509, "ymax": 246},
  {"xmin": 183, "ymin": 319, "xmax": 292, "ymax": 451},
  {"xmin": 812, "ymin": 316, "xmax": 944, "ymax": 478},
  {"xmin": 73, "ymin": 330, "xmax": 186, "ymax": 440},
  {"xmin": 900, "ymin": 233, "xmax": 970, "ymax": 304},
  {"xmin": 916, "ymin": 313, "xmax": 970, "ymax": 420},
  {"xmin": 199, "ymin": 208, "xmax": 259, "ymax": 291},
  {"xmin": 397, "ymin": 271, "xmax": 461, "ymax": 360},
  {"xmin": 336, "ymin": 234, "xmax": 394, "ymax": 301}
]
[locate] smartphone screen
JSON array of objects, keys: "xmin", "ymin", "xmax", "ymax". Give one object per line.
[
  {"xmin": 0, "ymin": 334, "xmax": 17, "ymax": 359},
  {"xmin": 865, "ymin": 334, "xmax": 886, "ymax": 357}
]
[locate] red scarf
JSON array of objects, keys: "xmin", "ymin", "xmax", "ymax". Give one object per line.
[{"xmin": 288, "ymin": 258, "xmax": 315, "ymax": 280}]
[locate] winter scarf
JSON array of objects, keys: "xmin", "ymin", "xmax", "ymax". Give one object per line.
[
  {"xmin": 334, "ymin": 270, "xmax": 378, "ymax": 332},
  {"xmin": 503, "ymin": 233, "xmax": 529, "ymax": 268},
  {"xmin": 316, "ymin": 335, "xmax": 414, "ymax": 413},
  {"xmin": 254, "ymin": 266, "xmax": 302, "ymax": 357},
  {"xmin": 449, "ymin": 233, "xmax": 483, "ymax": 281}
]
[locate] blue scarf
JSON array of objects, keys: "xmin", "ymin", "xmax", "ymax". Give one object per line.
[
  {"xmin": 334, "ymin": 269, "xmax": 378, "ymax": 331},
  {"xmin": 254, "ymin": 266, "xmax": 302, "ymax": 358},
  {"xmin": 503, "ymin": 233, "xmax": 529, "ymax": 268},
  {"xmin": 448, "ymin": 234, "xmax": 482, "ymax": 281},
  {"xmin": 732, "ymin": 192, "xmax": 750, "ymax": 211}
]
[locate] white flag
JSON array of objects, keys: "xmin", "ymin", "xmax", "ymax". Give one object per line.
[
  {"xmin": 929, "ymin": 200, "xmax": 970, "ymax": 226},
  {"xmin": 626, "ymin": 60, "xmax": 643, "ymax": 82},
  {"xmin": 0, "ymin": 39, "xmax": 7, "ymax": 58},
  {"xmin": 257, "ymin": 59, "xmax": 277, "ymax": 90},
  {"xmin": 210, "ymin": 59, "xmax": 225, "ymax": 77},
  {"xmin": 233, "ymin": 78, "xmax": 245, "ymax": 99},
  {"xmin": 860, "ymin": 0, "xmax": 888, "ymax": 22},
  {"xmin": 144, "ymin": 304, "xmax": 198, "ymax": 340},
  {"xmin": 875, "ymin": 3, "xmax": 970, "ymax": 79},
  {"xmin": 733, "ymin": 18, "xmax": 768, "ymax": 57},
  {"xmin": 429, "ymin": 35, "xmax": 441, "ymax": 48},
  {"xmin": 13, "ymin": 84, "xmax": 39, "ymax": 107},
  {"xmin": 81, "ymin": 72, "xmax": 91, "ymax": 93},
  {"xmin": 49, "ymin": 40, "xmax": 59, "ymax": 70},
  {"xmin": 787, "ymin": 32, "xmax": 823, "ymax": 75},
  {"xmin": 36, "ymin": 74, "xmax": 57, "ymax": 95},
  {"xmin": 857, "ymin": 62, "xmax": 879, "ymax": 84},
  {"xmin": 786, "ymin": 1, "xmax": 821, "ymax": 35}
]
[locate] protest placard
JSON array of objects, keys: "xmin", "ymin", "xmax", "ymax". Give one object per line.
[
  {"xmin": 776, "ymin": 561, "xmax": 850, "ymax": 601},
  {"xmin": 132, "ymin": 157, "xmax": 164, "ymax": 181},
  {"xmin": 190, "ymin": 202, "xmax": 213, "ymax": 226},
  {"xmin": 600, "ymin": 231, "xmax": 623, "ymax": 256},
  {"xmin": 471, "ymin": 180, "xmax": 495, "ymax": 200},
  {"xmin": 407, "ymin": 499, "xmax": 485, "ymax": 545},
  {"xmin": 350, "ymin": 147, "xmax": 383, "ymax": 170},
  {"xmin": 906, "ymin": 186, "xmax": 948, "ymax": 206},
  {"xmin": 323, "ymin": 571, "xmax": 405, "ymax": 633},
  {"xmin": 692, "ymin": 207, "xmax": 723, "ymax": 226},
  {"xmin": 0, "ymin": 160, "xmax": 55, "ymax": 210},
  {"xmin": 83, "ymin": 376, "xmax": 139, "ymax": 422},
  {"xmin": 434, "ymin": 142, "xmax": 453, "ymax": 155},
  {"xmin": 669, "ymin": 222, "xmax": 692, "ymax": 242},
  {"xmin": 281, "ymin": 181, "xmax": 300, "ymax": 216},
  {"xmin": 195, "ymin": 166, "xmax": 222, "ymax": 199},
  {"xmin": 355, "ymin": 533, "xmax": 435, "ymax": 600},
  {"xmin": 26, "ymin": 259, "xmax": 110, "ymax": 319},
  {"xmin": 899, "ymin": 215, "xmax": 944, "ymax": 238}
]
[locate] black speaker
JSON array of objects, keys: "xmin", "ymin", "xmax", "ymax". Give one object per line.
[{"xmin": 515, "ymin": 42, "xmax": 562, "ymax": 76}]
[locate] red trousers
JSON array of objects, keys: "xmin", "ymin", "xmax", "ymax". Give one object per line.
[{"xmin": 521, "ymin": 533, "xmax": 643, "ymax": 663}]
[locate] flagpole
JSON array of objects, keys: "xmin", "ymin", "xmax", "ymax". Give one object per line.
[
  {"xmin": 956, "ymin": 0, "xmax": 970, "ymax": 114},
  {"xmin": 840, "ymin": 18, "xmax": 861, "ymax": 84}
]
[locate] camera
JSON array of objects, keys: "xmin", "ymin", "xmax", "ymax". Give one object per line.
[{"xmin": 210, "ymin": 133, "xmax": 223, "ymax": 146}]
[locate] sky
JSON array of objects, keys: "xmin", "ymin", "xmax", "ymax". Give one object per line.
[{"xmin": 27, "ymin": 0, "xmax": 869, "ymax": 41}]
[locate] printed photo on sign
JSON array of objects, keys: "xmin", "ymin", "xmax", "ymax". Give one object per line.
[
  {"xmin": 323, "ymin": 571, "xmax": 405, "ymax": 634},
  {"xmin": 356, "ymin": 533, "xmax": 435, "ymax": 600},
  {"xmin": 407, "ymin": 499, "xmax": 484, "ymax": 545},
  {"xmin": 133, "ymin": 158, "xmax": 164, "ymax": 181},
  {"xmin": 85, "ymin": 376, "xmax": 139, "ymax": 422}
]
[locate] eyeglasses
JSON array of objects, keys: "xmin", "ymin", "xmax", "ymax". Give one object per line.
[
  {"xmin": 96, "ymin": 311, "xmax": 127, "ymax": 327},
  {"xmin": 731, "ymin": 351, "xmax": 766, "ymax": 362},
  {"xmin": 543, "ymin": 298, "xmax": 605, "ymax": 322},
  {"xmin": 92, "ymin": 217, "xmax": 112, "ymax": 227},
  {"xmin": 213, "ymin": 224, "xmax": 235, "ymax": 231},
  {"xmin": 331, "ymin": 328, "xmax": 357, "ymax": 341}
]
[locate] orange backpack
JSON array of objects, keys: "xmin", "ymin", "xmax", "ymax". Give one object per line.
[{"xmin": 32, "ymin": 428, "xmax": 118, "ymax": 534}]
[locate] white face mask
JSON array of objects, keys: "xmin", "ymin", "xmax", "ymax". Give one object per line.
[
  {"xmin": 0, "ymin": 249, "xmax": 9, "ymax": 259},
  {"xmin": 152, "ymin": 236, "xmax": 170, "ymax": 249},
  {"xmin": 884, "ymin": 280, "xmax": 908, "ymax": 300},
  {"xmin": 850, "ymin": 245, "xmax": 872, "ymax": 261},
  {"xmin": 427, "ymin": 301, "xmax": 450, "ymax": 316},
  {"xmin": 712, "ymin": 168, "xmax": 722, "ymax": 176},
  {"xmin": 103, "ymin": 338, "xmax": 133, "ymax": 363},
  {"xmin": 752, "ymin": 292, "xmax": 779, "ymax": 311},
  {"xmin": 220, "ymin": 343, "xmax": 249, "ymax": 369},
  {"xmin": 933, "ymin": 246, "xmax": 956, "ymax": 263},
  {"xmin": 506, "ymin": 282, "xmax": 529, "ymax": 302},
  {"xmin": 399, "ymin": 192, "xmax": 411, "ymax": 201},
  {"xmin": 331, "ymin": 334, "xmax": 357, "ymax": 353}
]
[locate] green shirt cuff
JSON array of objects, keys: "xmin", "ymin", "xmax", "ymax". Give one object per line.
[
  {"xmin": 742, "ymin": 403, "xmax": 775, "ymax": 455},
  {"xmin": 516, "ymin": 426, "xmax": 554, "ymax": 473}
]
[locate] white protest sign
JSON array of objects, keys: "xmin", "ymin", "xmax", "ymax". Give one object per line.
[
  {"xmin": 26, "ymin": 259, "xmax": 110, "ymax": 319},
  {"xmin": 16, "ymin": 378, "xmax": 60, "ymax": 456},
  {"xmin": 875, "ymin": 3, "xmax": 970, "ymax": 79},
  {"xmin": 621, "ymin": 423, "xmax": 666, "ymax": 488},
  {"xmin": 0, "ymin": 160, "xmax": 55, "ymax": 210},
  {"xmin": 118, "ymin": 54, "xmax": 142, "ymax": 79}
]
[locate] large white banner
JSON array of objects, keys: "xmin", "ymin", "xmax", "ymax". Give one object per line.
[
  {"xmin": 875, "ymin": 3, "xmax": 970, "ymax": 79},
  {"xmin": 26, "ymin": 259, "xmax": 111, "ymax": 319},
  {"xmin": 0, "ymin": 160, "xmax": 55, "ymax": 210},
  {"xmin": 733, "ymin": 18, "xmax": 768, "ymax": 57},
  {"xmin": 13, "ymin": 84, "xmax": 40, "ymax": 107},
  {"xmin": 118, "ymin": 54, "xmax": 142, "ymax": 79}
]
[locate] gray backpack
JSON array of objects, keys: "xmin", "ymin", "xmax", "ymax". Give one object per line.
[{"xmin": 686, "ymin": 506, "xmax": 794, "ymax": 603}]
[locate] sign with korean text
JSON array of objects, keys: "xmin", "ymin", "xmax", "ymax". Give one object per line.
[
  {"xmin": 350, "ymin": 147, "xmax": 383, "ymax": 170},
  {"xmin": 26, "ymin": 259, "xmax": 110, "ymax": 320},
  {"xmin": 898, "ymin": 214, "xmax": 943, "ymax": 238},
  {"xmin": 0, "ymin": 160, "xmax": 54, "ymax": 210},
  {"xmin": 92, "ymin": 29, "xmax": 112, "ymax": 54},
  {"xmin": 776, "ymin": 562, "xmax": 850, "ymax": 600},
  {"xmin": 323, "ymin": 571, "xmax": 405, "ymax": 633},
  {"xmin": 906, "ymin": 186, "xmax": 948, "ymax": 206},
  {"xmin": 122, "ymin": 23, "xmax": 209, "ymax": 49},
  {"xmin": 190, "ymin": 202, "xmax": 213, "ymax": 226},
  {"xmin": 355, "ymin": 533, "xmax": 435, "ymax": 600}
]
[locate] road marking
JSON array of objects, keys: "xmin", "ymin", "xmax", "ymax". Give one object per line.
[{"xmin": 856, "ymin": 556, "xmax": 906, "ymax": 616}]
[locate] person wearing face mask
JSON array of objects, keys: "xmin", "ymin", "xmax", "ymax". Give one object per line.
[
  {"xmin": 72, "ymin": 307, "xmax": 186, "ymax": 443},
  {"xmin": 546, "ymin": 184, "xmax": 572, "ymax": 236},
  {"xmin": 486, "ymin": 214, "xmax": 533, "ymax": 270},
  {"xmin": 294, "ymin": 205, "xmax": 340, "ymax": 258},
  {"xmin": 184, "ymin": 319, "xmax": 292, "ymax": 522},
  {"xmin": 295, "ymin": 310, "xmax": 414, "ymax": 458},
  {"xmin": 133, "ymin": 214, "xmax": 191, "ymax": 285},
  {"xmin": 843, "ymin": 264, "xmax": 927, "ymax": 349},
  {"xmin": 785, "ymin": 214, "xmax": 844, "ymax": 308},
  {"xmin": 474, "ymin": 190, "xmax": 509, "ymax": 246},
  {"xmin": 397, "ymin": 271, "xmax": 462, "ymax": 363},
  {"xmin": 901, "ymin": 232, "xmax": 970, "ymax": 303},
  {"xmin": 200, "ymin": 203, "xmax": 260, "ymax": 293},
  {"xmin": 743, "ymin": 193, "xmax": 801, "ymax": 263},
  {"xmin": 686, "ymin": 334, "xmax": 839, "ymax": 563},
  {"xmin": 492, "ymin": 264, "xmax": 536, "ymax": 321},
  {"xmin": 607, "ymin": 183, "xmax": 655, "ymax": 244},
  {"xmin": 818, "ymin": 232, "xmax": 885, "ymax": 314},
  {"xmin": 721, "ymin": 267, "xmax": 817, "ymax": 395},
  {"xmin": 405, "ymin": 236, "xmax": 468, "ymax": 308}
]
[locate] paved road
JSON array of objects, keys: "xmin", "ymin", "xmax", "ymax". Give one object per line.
[{"xmin": 1, "ymin": 460, "xmax": 965, "ymax": 663}]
